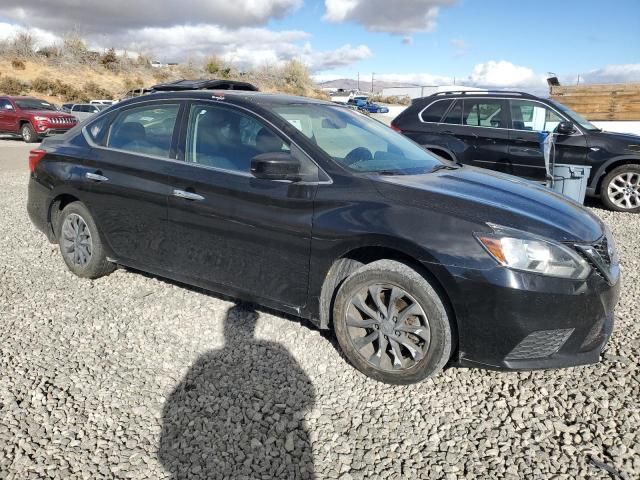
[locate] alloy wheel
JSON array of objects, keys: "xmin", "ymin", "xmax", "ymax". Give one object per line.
[
  {"xmin": 22, "ymin": 125, "xmax": 33, "ymax": 142},
  {"xmin": 345, "ymin": 284, "xmax": 431, "ymax": 372},
  {"xmin": 607, "ymin": 172, "xmax": 640, "ymax": 210},
  {"xmin": 61, "ymin": 213, "xmax": 93, "ymax": 267}
]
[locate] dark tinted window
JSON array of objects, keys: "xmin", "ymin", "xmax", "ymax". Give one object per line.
[
  {"xmin": 463, "ymin": 99, "xmax": 506, "ymax": 128},
  {"xmin": 0, "ymin": 99, "xmax": 12, "ymax": 110},
  {"xmin": 420, "ymin": 100, "xmax": 452, "ymax": 123},
  {"xmin": 441, "ymin": 100, "xmax": 462, "ymax": 125},
  {"xmin": 106, "ymin": 103, "xmax": 179, "ymax": 157},
  {"xmin": 185, "ymin": 104, "xmax": 289, "ymax": 173}
]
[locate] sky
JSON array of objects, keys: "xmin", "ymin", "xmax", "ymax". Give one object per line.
[{"xmin": 0, "ymin": 0, "xmax": 638, "ymax": 91}]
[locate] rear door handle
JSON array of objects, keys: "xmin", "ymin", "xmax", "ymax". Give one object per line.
[
  {"xmin": 172, "ymin": 189, "xmax": 205, "ymax": 201},
  {"xmin": 85, "ymin": 172, "xmax": 109, "ymax": 182}
]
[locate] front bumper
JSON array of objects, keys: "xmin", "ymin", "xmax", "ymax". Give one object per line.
[{"xmin": 447, "ymin": 263, "xmax": 621, "ymax": 371}]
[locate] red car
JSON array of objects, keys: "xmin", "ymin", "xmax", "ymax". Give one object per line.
[{"xmin": 0, "ymin": 96, "xmax": 77, "ymax": 143}]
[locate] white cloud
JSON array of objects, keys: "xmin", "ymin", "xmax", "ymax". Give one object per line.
[
  {"xmin": 105, "ymin": 25, "xmax": 371, "ymax": 71},
  {"xmin": 574, "ymin": 64, "xmax": 640, "ymax": 84},
  {"xmin": 468, "ymin": 60, "xmax": 546, "ymax": 88},
  {"xmin": 449, "ymin": 38, "xmax": 469, "ymax": 57},
  {"xmin": 0, "ymin": 22, "xmax": 61, "ymax": 47},
  {"xmin": 374, "ymin": 72, "xmax": 453, "ymax": 85},
  {"xmin": 0, "ymin": 0, "xmax": 301, "ymax": 31},
  {"xmin": 324, "ymin": 0, "xmax": 456, "ymax": 35}
]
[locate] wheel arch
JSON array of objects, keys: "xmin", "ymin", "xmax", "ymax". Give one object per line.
[
  {"xmin": 589, "ymin": 155, "xmax": 640, "ymax": 194},
  {"xmin": 48, "ymin": 193, "xmax": 81, "ymax": 238},
  {"xmin": 318, "ymin": 245, "xmax": 460, "ymax": 354}
]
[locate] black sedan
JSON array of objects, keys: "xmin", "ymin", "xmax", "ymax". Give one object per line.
[{"xmin": 27, "ymin": 88, "xmax": 621, "ymax": 384}]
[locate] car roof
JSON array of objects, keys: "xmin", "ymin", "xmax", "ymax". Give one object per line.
[
  {"xmin": 115, "ymin": 89, "xmax": 335, "ymax": 109},
  {"xmin": 419, "ymin": 90, "xmax": 539, "ymax": 101}
]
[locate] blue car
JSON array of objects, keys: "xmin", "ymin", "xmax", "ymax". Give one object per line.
[{"xmin": 347, "ymin": 98, "xmax": 390, "ymax": 114}]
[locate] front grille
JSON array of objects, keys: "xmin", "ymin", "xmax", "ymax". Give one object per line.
[
  {"xmin": 574, "ymin": 236, "xmax": 613, "ymax": 282},
  {"xmin": 49, "ymin": 117, "xmax": 76, "ymax": 125},
  {"xmin": 506, "ymin": 328, "xmax": 574, "ymax": 360}
]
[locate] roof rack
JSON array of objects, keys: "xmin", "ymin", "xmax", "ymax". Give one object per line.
[
  {"xmin": 432, "ymin": 90, "xmax": 536, "ymax": 98},
  {"xmin": 150, "ymin": 79, "xmax": 259, "ymax": 92}
]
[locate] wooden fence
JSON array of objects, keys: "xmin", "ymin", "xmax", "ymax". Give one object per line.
[{"xmin": 550, "ymin": 83, "xmax": 640, "ymax": 121}]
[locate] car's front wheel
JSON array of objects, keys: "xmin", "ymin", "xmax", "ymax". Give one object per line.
[
  {"xmin": 333, "ymin": 260, "xmax": 453, "ymax": 384},
  {"xmin": 56, "ymin": 202, "xmax": 115, "ymax": 279},
  {"xmin": 600, "ymin": 164, "xmax": 640, "ymax": 213},
  {"xmin": 21, "ymin": 123, "xmax": 38, "ymax": 143}
]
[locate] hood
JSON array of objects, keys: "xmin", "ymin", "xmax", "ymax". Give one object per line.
[
  {"xmin": 372, "ymin": 166, "xmax": 604, "ymax": 243},
  {"xmin": 589, "ymin": 130, "xmax": 640, "ymax": 154},
  {"xmin": 27, "ymin": 110, "xmax": 75, "ymax": 118}
]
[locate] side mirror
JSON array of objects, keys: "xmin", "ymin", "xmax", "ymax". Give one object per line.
[
  {"xmin": 251, "ymin": 152, "xmax": 300, "ymax": 181},
  {"xmin": 556, "ymin": 121, "xmax": 575, "ymax": 135}
]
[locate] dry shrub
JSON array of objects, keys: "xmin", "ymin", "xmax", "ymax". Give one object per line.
[
  {"xmin": 369, "ymin": 94, "xmax": 411, "ymax": 106},
  {"xmin": 152, "ymin": 70, "xmax": 170, "ymax": 83},
  {"xmin": 123, "ymin": 77, "xmax": 144, "ymax": 92},
  {"xmin": 101, "ymin": 48, "xmax": 119, "ymax": 70},
  {"xmin": 0, "ymin": 76, "xmax": 29, "ymax": 95},
  {"xmin": 11, "ymin": 32, "xmax": 35, "ymax": 57},
  {"xmin": 11, "ymin": 59, "xmax": 26, "ymax": 70},
  {"xmin": 31, "ymin": 77, "xmax": 56, "ymax": 94},
  {"xmin": 83, "ymin": 81, "xmax": 113, "ymax": 100}
]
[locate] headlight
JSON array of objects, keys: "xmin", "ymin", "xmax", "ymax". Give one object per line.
[
  {"xmin": 33, "ymin": 116, "xmax": 49, "ymax": 121},
  {"xmin": 475, "ymin": 226, "xmax": 591, "ymax": 280},
  {"xmin": 603, "ymin": 224, "xmax": 619, "ymax": 265}
]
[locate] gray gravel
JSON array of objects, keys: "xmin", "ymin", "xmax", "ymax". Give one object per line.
[{"xmin": 0, "ymin": 163, "xmax": 639, "ymax": 479}]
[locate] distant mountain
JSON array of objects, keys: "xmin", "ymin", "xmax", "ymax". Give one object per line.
[{"xmin": 316, "ymin": 78, "xmax": 420, "ymax": 94}]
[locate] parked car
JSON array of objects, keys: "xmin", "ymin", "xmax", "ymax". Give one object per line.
[
  {"xmin": 0, "ymin": 96, "xmax": 78, "ymax": 142},
  {"xmin": 61, "ymin": 103, "xmax": 74, "ymax": 112},
  {"xmin": 68, "ymin": 103, "xmax": 108, "ymax": 121},
  {"xmin": 27, "ymin": 87, "xmax": 620, "ymax": 384},
  {"xmin": 347, "ymin": 98, "xmax": 390, "ymax": 114},
  {"xmin": 391, "ymin": 90, "xmax": 640, "ymax": 213}
]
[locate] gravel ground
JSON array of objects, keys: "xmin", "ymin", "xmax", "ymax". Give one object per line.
[{"xmin": 0, "ymin": 165, "xmax": 639, "ymax": 479}]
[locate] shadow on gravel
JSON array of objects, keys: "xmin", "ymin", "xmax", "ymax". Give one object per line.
[{"xmin": 159, "ymin": 303, "xmax": 316, "ymax": 479}]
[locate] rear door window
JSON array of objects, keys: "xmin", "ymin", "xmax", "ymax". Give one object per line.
[
  {"xmin": 463, "ymin": 99, "xmax": 506, "ymax": 128},
  {"xmin": 420, "ymin": 100, "xmax": 452, "ymax": 123},
  {"xmin": 106, "ymin": 103, "xmax": 180, "ymax": 157},
  {"xmin": 441, "ymin": 100, "xmax": 462, "ymax": 125}
]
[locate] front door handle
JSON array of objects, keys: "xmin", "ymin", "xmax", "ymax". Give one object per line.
[
  {"xmin": 85, "ymin": 172, "xmax": 109, "ymax": 182},
  {"xmin": 172, "ymin": 189, "xmax": 205, "ymax": 201}
]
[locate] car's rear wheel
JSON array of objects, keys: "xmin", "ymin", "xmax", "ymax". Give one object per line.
[
  {"xmin": 333, "ymin": 260, "xmax": 452, "ymax": 384},
  {"xmin": 21, "ymin": 123, "xmax": 38, "ymax": 143},
  {"xmin": 56, "ymin": 202, "xmax": 115, "ymax": 279},
  {"xmin": 600, "ymin": 164, "xmax": 640, "ymax": 213}
]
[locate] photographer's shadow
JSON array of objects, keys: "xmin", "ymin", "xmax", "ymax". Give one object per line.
[{"xmin": 158, "ymin": 303, "xmax": 316, "ymax": 479}]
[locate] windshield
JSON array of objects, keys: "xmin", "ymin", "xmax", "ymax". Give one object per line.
[
  {"xmin": 15, "ymin": 98, "xmax": 57, "ymax": 111},
  {"xmin": 272, "ymin": 104, "xmax": 443, "ymax": 174},
  {"xmin": 549, "ymin": 100, "xmax": 599, "ymax": 131}
]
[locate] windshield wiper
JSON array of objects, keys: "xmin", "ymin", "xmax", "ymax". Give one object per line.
[{"xmin": 430, "ymin": 164, "xmax": 459, "ymax": 173}]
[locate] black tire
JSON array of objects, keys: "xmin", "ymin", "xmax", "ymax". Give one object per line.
[
  {"xmin": 600, "ymin": 164, "xmax": 640, "ymax": 213},
  {"xmin": 333, "ymin": 259, "xmax": 452, "ymax": 384},
  {"xmin": 21, "ymin": 123, "xmax": 38, "ymax": 143},
  {"xmin": 56, "ymin": 202, "xmax": 115, "ymax": 279}
]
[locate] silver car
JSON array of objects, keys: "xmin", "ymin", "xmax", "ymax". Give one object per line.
[{"xmin": 69, "ymin": 103, "xmax": 107, "ymax": 121}]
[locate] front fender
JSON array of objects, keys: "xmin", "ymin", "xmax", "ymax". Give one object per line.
[{"xmin": 588, "ymin": 154, "xmax": 640, "ymax": 191}]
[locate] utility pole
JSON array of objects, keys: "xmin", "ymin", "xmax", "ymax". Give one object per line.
[
  {"xmin": 357, "ymin": 72, "xmax": 360, "ymax": 91},
  {"xmin": 371, "ymin": 72, "xmax": 375, "ymax": 93}
]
